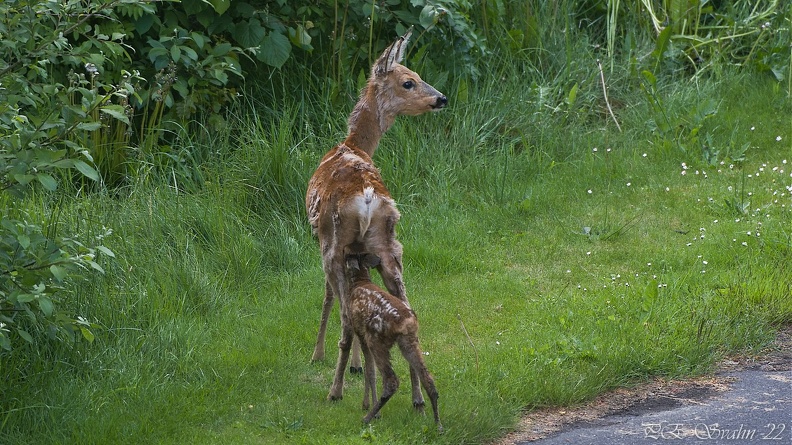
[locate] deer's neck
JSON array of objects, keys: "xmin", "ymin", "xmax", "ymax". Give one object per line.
[{"xmin": 344, "ymin": 84, "xmax": 395, "ymax": 157}]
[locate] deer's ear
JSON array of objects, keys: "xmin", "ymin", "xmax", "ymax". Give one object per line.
[
  {"xmin": 362, "ymin": 254, "xmax": 381, "ymax": 269},
  {"xmin": 374, "ymin": 27, "xmax": 413, "ymax": 77},
  {"xmin": 393, "ymin": 27, "xmax": 412, "ymax": 63}
]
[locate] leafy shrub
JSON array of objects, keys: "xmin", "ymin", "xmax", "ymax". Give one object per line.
[
  {"xmin": 0, "ymin": 210, "xmax": 107, "ymax": 351},
  {"xmin": 189, "ymin": 0, "xmax": 486, "ymax": 87},
  {"xmin": 0, "ymin": 0, "xmax": 131, "ymax": 350}
]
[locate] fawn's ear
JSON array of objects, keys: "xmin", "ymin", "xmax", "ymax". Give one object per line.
[
  {"xmin": 362, "ymin": 254, "xmax": 381, "ymax": 269},
  {"xmin": 374, "ymin": 26, "xmax": 413, "ymax": 77},
  {"xmin": 345, "ymin": 255, "xmax": 361, "ymax": 271}
]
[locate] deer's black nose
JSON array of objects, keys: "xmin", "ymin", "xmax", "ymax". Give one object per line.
[{"xmin": 434, "ymin": 95, "xmax": 448, "ymax": 109}]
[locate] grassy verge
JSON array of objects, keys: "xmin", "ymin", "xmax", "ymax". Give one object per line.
[{"xmin": 1, "ymin": 67, "xmax": 790, "ymax": 444}]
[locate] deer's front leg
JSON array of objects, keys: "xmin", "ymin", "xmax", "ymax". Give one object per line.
[
  {"xmin": 328, "ymin": 321, "xmax": 354, "ymax": 401},
  {"xmin": 312, "ymin": 280, "xmax": 334, "ymax": 362}
]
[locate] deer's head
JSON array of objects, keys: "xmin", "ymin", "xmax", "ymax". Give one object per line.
[{"xmin": 372, "ymin": 28, "xmax": 448, "ymax": 117}]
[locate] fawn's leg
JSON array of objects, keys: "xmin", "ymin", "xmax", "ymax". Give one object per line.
[
  {"xmin": 350, "ymin": 335, "xmax": 363, "ymax": 373},
  {"xmin": 399, "ymin": 336, "xmax": 443, "ymax": 432},
  {"xmin": 360, "ymin": 336, "xmax": 377, "ymax": 411},
  {"xmin": 363, "ymin": 345, "xmax": 399, "ymax": 424},
  {"xmin": 376, "ymin": 248, "xmax": 425, "ymax": 409}
]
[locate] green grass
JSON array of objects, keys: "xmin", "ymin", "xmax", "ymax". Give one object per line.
[{"xmin": 2, "ymin": 66, "xmax": 791, "ymax": 444}]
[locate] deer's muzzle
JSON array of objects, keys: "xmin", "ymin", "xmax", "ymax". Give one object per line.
[{"xmin": 432, "ymin": 95, "xmax": 448, "ymax": 110}]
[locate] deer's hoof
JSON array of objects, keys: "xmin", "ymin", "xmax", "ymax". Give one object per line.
[
  {"xmin": 327, "ymin": 393, "xmax": 343, "ymax": 402},
  {"xmin": 413, "ymin": 401, "xmax": 426, "ymax": 414},
  {"xmin": 349, "ymin": 366, "xmax": 364, "ymax": 374},
  {"xmin": 362, "ymin": 412, "xmax": 381, "ymax": 423}
]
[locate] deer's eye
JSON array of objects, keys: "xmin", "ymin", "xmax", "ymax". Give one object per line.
[{"xmin": 402, "ymin": 80, "xmax": 414, "ymax": 90}]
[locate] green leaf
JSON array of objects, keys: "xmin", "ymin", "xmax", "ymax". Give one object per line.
[
  {"xmin": 38, "ymin": 296, "xmax": 54, "ymax": 317},
  {"xmin": 770, "ymin": 66, "xmax": 784, "ymax": 82},
  {"xmin": 170, "ymin": 45, "xmax": 181, "ymax": 62},
  {"xmin": 652, "ymin": 26, "xmax": 672, "ymax": 62},
  {"xmin": 96, "ymin": 246, "xmax": 115, "ymax": 258},
  {"xmin": 419, "ymin": 5, "xmax": 439, "ymax": 29},
  {"xmin": 50, "ymin": 264, "xmax": 67, "ymax": 281},
  {"xmin": 566, "ymin": 83, "xmax": 579, "ymax": 108},
  {"xmin": 641, "ymin": 70, "xmax": 657, "ymax": 87},
  {"xmin": 235, "ymin": 18, "xmax": 266, "ymax": 48},
  {"xmin": 191, "ymin": 32, "xmax": 206, "ymax": 49},
  {"xmin": 76, "ymin": 122, "xmax": 102, "ymax": 131},
  {"xmin": 17, "ymin": 294, "xmax": 35, "ymax": 303},
  {"xmin": 644, "ymin": 280, "xmax": 659, "ymax": 300},
  {"xmin": 18, "ymin": 234, "xmax": 30, "ymax": 249},
  {"xmin": 36, "ymin": 173, "xmax": 58, "ymax": 191},
  {"xmin": 13, "ymin": 174, "xmax": 36, "ymax": 185},
  {"xmin": 100, "ymin": 105, "xmax": 130, "ymax": 124},
  {"xmin": 258, "ymin": 31, "xmax": 291, "ymax": 69},
  {"xmin": 457, "ymin": 78, "xmax": 469, "ymax": 104},
  {"xmin": 211, "ymin": 43, "xmax": 233, "ymax": 57},
  {"xmin": 207, "ymin": 0, "xmax": 230, "ymax": 15},
  {"xmin": 79, "ymin": 326, "xmax": 95, "ymax": 343},
  {"xmin": 73, "ymin": 160, "xmax": 100, "ymax": 181},
  {"xmin": 0, "ymin": 333, "xmax": 10, "ymax": 351},
  {"xmin": 182, "ymin": 47, "xmax": 198, "ymax": 61},
  {"xmin": 17, "ymin": 329, "xmax": 33, "ymax": 344},
  {"xmin": 148, "ymin": 46, "xmax": 168, "ymax": 63},
  {"xmin": 88, "ymin": 261, "xmax": 105, "ymax": 274},
  {"xmin": 288, "ymin": 25, "xmax": 312, "ymax": 50},
  {"xmin": 135, "ymin": 14, "xmax": 154, "ymax": 34},
  {"xmin": 78, "ymin": 149, "xmax": 95, "ymax": 163}
]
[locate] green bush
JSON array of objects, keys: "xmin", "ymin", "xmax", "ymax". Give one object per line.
[
  {"xmin": 0, "ymin": 0, "xmax": 137, "ymax": 350},
  {"xmin": 0, "ymin": 208, "xmax": 107, "ymax": 351}
]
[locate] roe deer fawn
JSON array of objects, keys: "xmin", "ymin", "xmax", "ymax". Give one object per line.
[
  {"xmin": 305, "ymin": 28, "xmax": 446, "ymax": 405},
  {"xmin": 343, "ymin": 250, "xmax": 442, "ymax": 431}
]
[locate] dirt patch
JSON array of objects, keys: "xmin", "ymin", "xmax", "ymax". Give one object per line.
[
  {"xmin": 493, "ymin": 325, "xmax": 792, "ymax": 444},
  {"xmin": 718, "ymin": 325, "xmax": 792, "ymax": 373}
]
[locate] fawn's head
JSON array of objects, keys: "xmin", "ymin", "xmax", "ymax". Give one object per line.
[
  {"xmin": 344, "ymin": 250, "xmax": 381, "ymax": 283},
  {"xmin": 371, "ymin": 28, "xmax": 447, "ymax": 116}
]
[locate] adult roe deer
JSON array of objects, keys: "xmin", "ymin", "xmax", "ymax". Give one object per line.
[
  {"xmin": 305, "ymin": 28, "xmax": 447, "ymax": 404},
  {"xmin": 343, "ymin": 249, "xmax": 442, "ymax": 431}
]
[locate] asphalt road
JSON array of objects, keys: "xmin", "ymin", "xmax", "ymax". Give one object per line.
[{"xmin": 519, "ymin": 367, "xmax": 791, "ymax": 445}]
